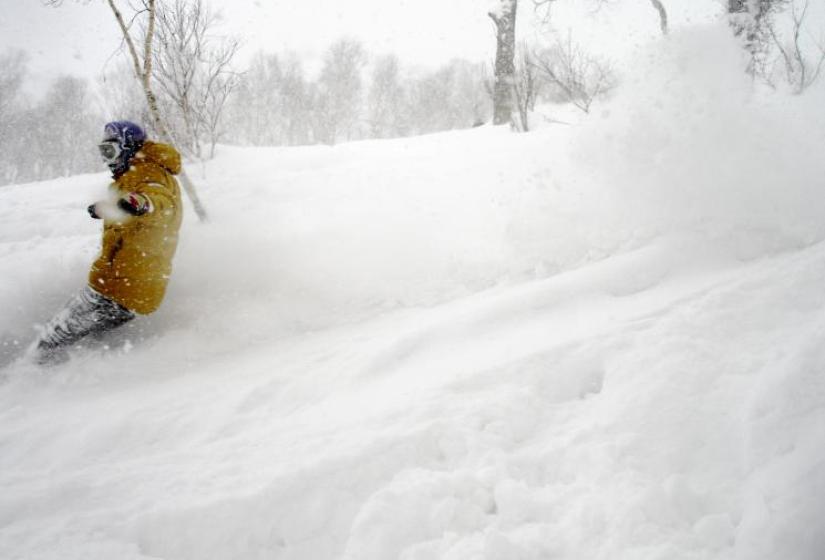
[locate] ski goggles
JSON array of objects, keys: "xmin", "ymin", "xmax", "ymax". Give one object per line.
[{"xmin": 98, "ymin": 140, "xmax": 122, "ymax": 163}]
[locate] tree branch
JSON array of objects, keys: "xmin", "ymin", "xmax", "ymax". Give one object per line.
[
  {"xmin": 106, "ymin": 0, "xmax": 144, "ymax": 80},
  {"xmin": 649, "ymin": 0, "xmax": 669, "ymax": 35},
  {"xmin": 143, "ymin": 0, "xmax": 156, "ymax": 78}
]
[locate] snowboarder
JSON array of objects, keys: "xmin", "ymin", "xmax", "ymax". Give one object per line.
[{"xmin": 30, "ymin": 121, "xmax": 183, "ymax": 364}]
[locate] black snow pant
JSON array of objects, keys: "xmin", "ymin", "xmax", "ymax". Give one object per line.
[{"xmin": 33, "ymin": 286, "xmax": 135, "ymax": 363}]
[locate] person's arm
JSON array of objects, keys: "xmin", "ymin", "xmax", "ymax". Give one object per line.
[
  {"xmin": 117, "ymin": 192, "xmax": 153, "ymax": 216},
  {"xmin": 133, "ymin": 181, "xmax": 175, "ymax": 215},
  {"xmin": 88, "ymin": 191, "xmax": 154, "ymax": 220}
]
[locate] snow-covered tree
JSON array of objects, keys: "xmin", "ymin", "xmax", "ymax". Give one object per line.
[
  {"xmin": 367, "ymin": 55, "xmax": 408, "ymax": 139},
  {"xmin": 315, "ymin": 38, "xmax": 367, "ymax": 144},
  {"xmin": 1, "ymin": 71, "xmax": 101, "ymax": 186},
  {"xmin": 226, "ymin": 51, "xmax": 312, "ymax": 146},
  {"xmin": 531, "ymin": 33, "xmax": 615, "ymax": 113},
  {"xmin": 37, "ymin": 75, "xmax": 102, "ymax": 178},
  {"xmin": 405, "ymin": 60, "xmax": 490, "ymax": 135},
  {"xmin": 274, "ymin": 54, "xmax": 313, "ymax": 146},
  {"xmin": 449, "ymin": 60, "xmax": 493, "ymax": 128},
  {"xmin": 0, "ymin": 49, "xmax": 27, "ymax": 184},
  {"xmin": 228, "ymin": 53, "xmax": 284, "ymax": 146},
  {"xmin": 406, "ymin": 66, "xmax": 455, "ymax": 134},
  {"xmin": 0, "ymin": 50, "xmax": 26, "ymax": 132}
]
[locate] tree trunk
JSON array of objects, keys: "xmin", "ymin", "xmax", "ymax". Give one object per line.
[
  {"xmin": 489, "ymin": 0, "xmax": 518, "ymax": 127},
  {"xmin": 649, "ymin": 0, "xmax": 668, "ymax": 35}
]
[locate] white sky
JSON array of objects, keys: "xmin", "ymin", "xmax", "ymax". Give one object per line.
[{"xmin": 1, "ymin": 0, "xmax": 722, "ymax": 95}]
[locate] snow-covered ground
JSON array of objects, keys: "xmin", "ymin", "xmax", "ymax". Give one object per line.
[{"xmin": 1, "ymin": 27, "xmax": 825, "ymax": 560}]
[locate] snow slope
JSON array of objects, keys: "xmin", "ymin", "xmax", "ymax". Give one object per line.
[{"xmin": 1, "ymin": 26, "xmax": 825, "ymax": 560}]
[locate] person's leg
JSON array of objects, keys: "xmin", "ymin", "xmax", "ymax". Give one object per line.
[{"xmin": 32, "ymin": 286, "xmax": 135, "ymax": 364}]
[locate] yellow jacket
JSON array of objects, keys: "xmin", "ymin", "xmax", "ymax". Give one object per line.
[{"xmin": 89, "ymin": 141, "xmax": 183, "ymax": 314}]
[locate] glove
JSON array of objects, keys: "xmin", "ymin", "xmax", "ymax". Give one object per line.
[
  {"xmin": 117, "ymin": 193, "xmax": 152, "ymax": 216},
  {"xmin": 88, "ymin": 204, "xmax": 101, "ymax": 219}
]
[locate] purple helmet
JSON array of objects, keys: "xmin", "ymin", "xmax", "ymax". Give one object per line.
[
  {"xmin": 102, "ymin": 120, "xmax": 146, "ymax": 150},
  {"xmin": 100, "ymin": 121, "xmax": 146, "ymax": 177}
]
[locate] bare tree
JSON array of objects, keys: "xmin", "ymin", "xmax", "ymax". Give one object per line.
[
  {"xmin": 43, "ymin": 0, "xmax": 208, "ymax": 222},
  {"xmin": 405, "ymin": 60, "xmax": 490, "ymax": 135},
  {"xmin": 367, "ymin": 55, "xmax": 408, "ymax": 139},
  {"xmin": 280, "ymin": 54, "xmax": 313, "ymax": 146},
  {"xmin": 451, "ymin": 60, "xmax": 492, "ymax": 127},
  {"xmin": 152, "ymin": 0, "xmax": 241, "ymax": 159},
  {"xmin": 0, "ymin": 50, "xmax": 28, "ymax": 185},
  {"xmin": 198, "ymin": 69, "xmax": 238, "ymax": 159},
  {"xmin": 512, "ymin": 47, "xmax": 541, "ymax": 131},
  {"xmin": 0, "ymin": 50, "xmax": 26, "ymax": 127},
  {"xmin": 38, "ymin": 75, "xmax": 102, "ymax": 178},
  {"xmin": 224, "ymin": 51, "xmax": 313, "ymax": 147},
  {"xmin": 0, "ymin": 50, "xmax": 27, "ymax": 179},
  {"xmin": 532, "ymin": 32, "xmax": 616, "ymax": 113},
  {"xmin": 316, "ymin": 38, "xmax": 367, "ymax": 144},
  {"xmin": 101, "ymin": 0, "xmax": 168, "ymax": 139},
  {"xmin": 766, "ymin": 0, "xmax": 825, "ymax": 93},
  {"xmin": 226, "ymin": 52, "xmax": 284, "ymax": 145},
  {"xmin": 534, "ymin": 0, "xmax": 668, "ymax": 36},
  {"xmin": 489, "ymin": 0, "xmax": 519, "ymax": 128},
  {"xmin": 405, "ymin": 69, "xmax": 452, "ymax": 134},
  {"xmin": 1, "ymin": 70, "xmax": 102, "ymax": 185}
]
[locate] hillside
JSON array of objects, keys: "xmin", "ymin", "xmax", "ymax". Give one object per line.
[{"xmin": 1, "ymin": 27, "xmax": 824, "ymax": 560}]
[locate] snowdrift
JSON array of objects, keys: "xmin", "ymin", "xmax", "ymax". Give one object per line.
[{"xmin": 1, "ymin": 25, "xmax": 824, "ymax": 560}]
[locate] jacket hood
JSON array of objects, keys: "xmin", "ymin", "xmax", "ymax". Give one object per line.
[{"xmin": 134, "ymin": 141, "xmax": 182, "ymax": 175}]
